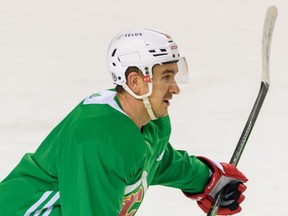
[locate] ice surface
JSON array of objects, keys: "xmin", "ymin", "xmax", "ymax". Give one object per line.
[{"xmin": 1, "ymin": 1, "xmax": 287, "ymax": 215}]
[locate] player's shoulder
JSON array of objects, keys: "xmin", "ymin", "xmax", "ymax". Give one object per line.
[
  {"xmin": 70, "ymin": 89, "xmax": 128, "ymax": 124},
  {"xmin": 70, "ymin": 89, "xmax": 142, "ymax": 145}
]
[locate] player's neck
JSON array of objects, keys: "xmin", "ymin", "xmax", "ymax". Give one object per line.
[{"xmin": 117, "ymin": 93, "xmax": 150, "ymax": 129}]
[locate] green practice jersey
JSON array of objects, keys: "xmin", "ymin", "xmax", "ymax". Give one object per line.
[{"xmin": 0, "ymin": 89, "xmax": 210, "ymax": 215}]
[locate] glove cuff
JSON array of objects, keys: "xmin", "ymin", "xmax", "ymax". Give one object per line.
[{"xmin": 185, "ymin": 156, "xmax": 248, "ymax": 201}]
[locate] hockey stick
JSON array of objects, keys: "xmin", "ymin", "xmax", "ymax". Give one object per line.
[{"xmin": 206, "ymin": 5, "xmax": 278, "ymax": 216}]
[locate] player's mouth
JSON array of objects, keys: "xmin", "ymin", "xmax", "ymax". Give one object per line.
[{"xmin": 163, "ymin": 98, "xmax": 171, "ymax": 107}]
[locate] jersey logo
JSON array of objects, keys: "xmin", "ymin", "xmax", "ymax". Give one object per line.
[
  {"xmin": 120, "ymin": 171, "xmax": 148, "ymax": 216},
  {"xmin": 156, "ymin": 150, "xmax": 165, "ymax": 162},
  {"xmin": 120, "ymin": 186, "xmax": 144, "ymax": 216}
]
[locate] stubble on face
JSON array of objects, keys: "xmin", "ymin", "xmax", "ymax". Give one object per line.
[{"xmin": 149, "ymin": 63, "xmax": 180, "ymax": 118}]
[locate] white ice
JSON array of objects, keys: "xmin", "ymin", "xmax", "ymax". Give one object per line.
[{"xmin": 0, "ymin": 1, "xmax": 287, "ymax": 215}]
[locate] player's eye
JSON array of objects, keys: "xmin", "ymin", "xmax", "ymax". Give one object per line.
[{"xmin": 162, "ymin": 75, "xmax": 171, "ymax": 80}]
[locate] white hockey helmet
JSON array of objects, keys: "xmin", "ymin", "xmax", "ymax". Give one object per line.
[{"xmin": 107, "ymin": 28, "xmax": 182, "ymax": 86}]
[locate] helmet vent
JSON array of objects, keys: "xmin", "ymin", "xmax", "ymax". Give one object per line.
[
  {"xmin": 111, "ymin": 49, "xmax": 117, "ymax": 57},
  {"xmin": 153, "ymin": 53, "xmax": 168, "ymax": 57},
  {"xmin": 149, "ymin": 48, "xmax": 168, "ymax": 57}
]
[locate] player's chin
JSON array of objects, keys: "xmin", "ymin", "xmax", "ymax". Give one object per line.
[
  {"xmin": 157, "ymin": 107, "xmax": 169, "ymax": 118},
  {"xmin": 156, "ymin": 113, "xmax": 169, "ymax": 119}
]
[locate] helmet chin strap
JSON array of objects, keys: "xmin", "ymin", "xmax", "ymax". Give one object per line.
[
  {"xmin": 121, "ymin": 82, "xmax": 157, "ymax": 120},
  {"xmin": 142, "ymin": 96, "xmax": 157, "ymax": 120}
]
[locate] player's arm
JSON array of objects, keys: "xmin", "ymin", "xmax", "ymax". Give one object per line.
[
  {"xmin": 151, "ymin": 143, "xmax": 210, "ymax": 193},
  {"xmin": 152, "ymin": 144, "xmax": 248, "ymax": 215}
]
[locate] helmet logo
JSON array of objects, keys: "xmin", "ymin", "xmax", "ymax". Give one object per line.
[
  {"xmin": 171, "ymin": 45, "xmax": 178, "ymax": 50},
  {"xmin": 143, "ymin": 75, "xmax": 151, "ymax": 83},
  {"xmin": 124, "ymin": 32, "xmax": 143, "ymax": 37}
]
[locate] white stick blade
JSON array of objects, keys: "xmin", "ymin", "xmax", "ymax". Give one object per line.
[{"xmin": 262, "ymin": 5, "xmax": 278, "ymax": 85}]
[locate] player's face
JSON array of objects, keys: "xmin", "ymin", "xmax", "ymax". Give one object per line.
[{"xmin": 149, "ymin": 63, "xmax": 180, "ymax": 117}]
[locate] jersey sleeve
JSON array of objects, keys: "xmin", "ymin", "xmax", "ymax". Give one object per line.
[{"xmin": 151, "ymin": 143, "xmax": 210, "ymax": 194}]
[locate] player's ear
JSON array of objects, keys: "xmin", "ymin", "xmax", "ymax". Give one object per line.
[{"xmin": 126, "ymin": 71, "xmax": 143, "ymax": 94}]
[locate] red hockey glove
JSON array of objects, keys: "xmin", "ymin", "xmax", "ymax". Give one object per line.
[{"xmin": 186, "ymin": 156, "xmax": 248, "ymax": 215}]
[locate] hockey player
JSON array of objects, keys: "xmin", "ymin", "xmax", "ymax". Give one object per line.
[{"xmin": 0, "ymin": 28, "xmax": 248, "ymax": 215}]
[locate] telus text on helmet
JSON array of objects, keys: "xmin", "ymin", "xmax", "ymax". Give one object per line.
[{"xmin": 124, "ymin": 33, "xmax": 143, "ymax": 37}]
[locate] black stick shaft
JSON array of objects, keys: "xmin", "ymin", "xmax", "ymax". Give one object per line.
[
  {"xmin": 206, "ymin": 82, "xmax": 269, "ymax": 216},
  {"xmin": 230, "ymin": 82, "xmax": 269, "ymax": 166}
]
